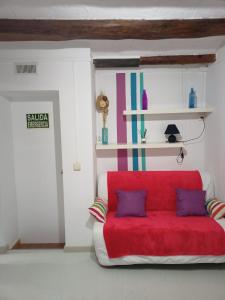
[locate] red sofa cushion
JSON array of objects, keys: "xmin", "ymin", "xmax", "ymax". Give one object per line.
[
  {"xmin": 107, "ymin": 171, "xmax": 202, "ymax": 211},
  {"xmin": 103, "ymin": 211, "xmax": 225, "ymax": 258}
]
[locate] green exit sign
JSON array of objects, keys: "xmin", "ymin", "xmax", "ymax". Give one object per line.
[{"xmin": 26, "ymin": 113, "xmax": 49, "ymax": 129}]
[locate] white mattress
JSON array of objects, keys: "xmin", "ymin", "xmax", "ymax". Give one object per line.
[{"xmin": 94, "ymin": 171, "xmax": 225, "ymax": 266}]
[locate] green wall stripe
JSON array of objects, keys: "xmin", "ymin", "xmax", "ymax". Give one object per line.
[
  {"xmin": 140, "ymin": 72, "xmax": 146, "ymax": 171},
  {"xmin": 131, "ymin": 73, "xmax": 139, "ymax": 171}
]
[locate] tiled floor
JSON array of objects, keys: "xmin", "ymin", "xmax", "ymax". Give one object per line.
[{"xmin": 0, "ymin": 250, "xmax": 225, "ymax": 300}]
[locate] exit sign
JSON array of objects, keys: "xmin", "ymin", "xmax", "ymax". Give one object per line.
[{"xmin": 26, "ymin": 113, "xmax": 49, "ymax": 129}]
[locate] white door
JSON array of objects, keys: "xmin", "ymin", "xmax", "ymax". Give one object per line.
[{"xmin": 12, "ymin": 98, "xmax": 65, "ymax": 243}]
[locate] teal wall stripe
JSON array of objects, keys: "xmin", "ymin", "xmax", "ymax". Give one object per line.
[
  {"xmin": 140, "ymin": 73, "xmax": 145, "ymax": 135},
  {"xmin": 131, "ymin": 73, "xmax": 139, "ymax": 171},
  {"xmin": 132, "ymin": 149, "xmax": 139, "ymax": 171},
  {"xmin": 140, "ymin": 72, "xmax": 146, "ymax": 171}
]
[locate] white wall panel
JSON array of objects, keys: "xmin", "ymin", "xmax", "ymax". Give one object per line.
[
  {"xmin": 0, "ymin": 96, "xmax": 18, "ymax": 248},
  {"xmin": 0, "ymin": 49, "xmax": 95, "ymax": 247},
  {"xmin": 95, "ymin": 68, "xmax": 207, "ymax": 175}
]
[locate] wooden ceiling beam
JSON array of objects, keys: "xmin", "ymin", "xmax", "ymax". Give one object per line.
[
  {"xmin": 140, "ymin": 54, "xmax": 216, "ymax": 65},
  {"xmin": 94, "ymin": 54, "xmax": 216, "ymax": 68},
  {"xmin": 93, "ymin": 59, "xmax": 140, "ymax": 68},
  {"xmin": 0, "ymin": 19, "xmax": 225, "ymax": 41}
]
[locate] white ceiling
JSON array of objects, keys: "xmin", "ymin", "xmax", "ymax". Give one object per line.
[
  {"xmin": 0, "ymin": 0, "xmax": 225, "ymax": 57},
  {"xmin": 0, "ymin": 0, "xmax": 225, "ymax": 19}
]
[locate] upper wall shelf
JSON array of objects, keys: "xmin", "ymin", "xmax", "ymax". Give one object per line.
[{"xmin": 123, "ymin": 107, "xmax": 213, "ymax": 116}]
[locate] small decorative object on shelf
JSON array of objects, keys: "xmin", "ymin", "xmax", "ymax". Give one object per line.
[
  {"xmin": 96, "ymin": 135, "xmax": 102, "ymax": 144},
  {"xmin": 188, "ymin": 88, "xmax": 197, "ymax": 108},
  {"xmin": 141, "ymin": 129, "xmax": 147, "ymax": 143},
  {"xmin": 164, "ymin": 124, "xmax": 180, "ymax": 143},
  {"xmin": 142, "ymin": 89, "xmax": 148, "ymax": 110},
  {"xmin": 96, "ymin": 92, "xmax": 109, "ymax": 145}
]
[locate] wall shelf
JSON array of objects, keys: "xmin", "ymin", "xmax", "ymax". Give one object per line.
[
  {"xmin": 96, "ymin": 142, "xmax": 184, "ymax": 150},
  {"xmin": 123, "ymin": 107, "xmax": 213, "ymax": 116}
]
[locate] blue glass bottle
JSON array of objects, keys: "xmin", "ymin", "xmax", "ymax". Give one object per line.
[{"xmin": 189, "ymin": 88, "xmax": 197, "ymax": 108}]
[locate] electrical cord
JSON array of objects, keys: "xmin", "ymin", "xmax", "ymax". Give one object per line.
[
  {"xmin": 176, "ymin": 116, "xmax": 205, "ymax": 164},
  {"xmin": 176, "ymin": 147, "xmax": 184, "ymax": 164},
  {"xmin": 181, "ymin": 116, "xmax": 205, "ymax": 144}
]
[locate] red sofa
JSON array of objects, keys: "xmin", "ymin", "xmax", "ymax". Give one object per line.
[{"xmin": 93, "ymin": 171, "xmax": 225, "ymax": 266}]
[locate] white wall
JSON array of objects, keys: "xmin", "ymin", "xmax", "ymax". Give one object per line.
[
  {"xmin": 96, "ymin": 68, "xmax": 207, "ymax": 174},
  {"xmin": 11, "ymin": 100, "xmax": 64, "ymax": 243},
  {"xmin": 52, "ymin": 99, "xmax": 65, "ymax": 243},
  {"xmin": 205, "ymin": 45, "xmax": 225, "ymax": 200},
  {"xmin": 0, "ymin": 49, "xmax": 95, "ymax": 247},
  {"xmin": 0, "ymin": 96, "xmax": 18, "ymax": 248}
]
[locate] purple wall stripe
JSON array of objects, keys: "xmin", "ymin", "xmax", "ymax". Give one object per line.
[
  {"xmin": 116, "ymin": 73, "xmax": 128, "ymax": 171},
  {"xmin": 117, "ymin": 149, "xmax": 128, "ymax": 171}
]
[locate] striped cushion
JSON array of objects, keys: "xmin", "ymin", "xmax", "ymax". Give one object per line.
[
  {"xmin": 206, "ymin": 198, "xmax": 225, "ymax": 220},
  {"xmin": 89, "ymin": 198, "xmax": 108, "ymax": 223}
]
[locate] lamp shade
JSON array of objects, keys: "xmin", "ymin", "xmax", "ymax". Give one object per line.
[{"xmin": 164, "ymin": 124, "xmax": 180, "ymax": 135}]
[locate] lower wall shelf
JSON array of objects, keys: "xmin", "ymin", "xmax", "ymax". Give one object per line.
[{"xmin": 96, "ymin": 142, "xmax": 184, "ymax": 150}]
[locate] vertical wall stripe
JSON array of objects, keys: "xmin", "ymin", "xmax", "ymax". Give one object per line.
[
  {"xmin": 140, "ymin": 72, "xmax": 146, "ymax": 171},
  {"xmin": 131, "ymin": 73, "xmax": 139, "ymax": 171},
  {"xmin": 116, "ymin": 73, "xmax": 128, "ymax": 171}
]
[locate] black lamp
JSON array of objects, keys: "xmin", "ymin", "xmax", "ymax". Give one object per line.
[{"xmin": 164, "ymin": 124, "xmax": 180, "ymax": 143}]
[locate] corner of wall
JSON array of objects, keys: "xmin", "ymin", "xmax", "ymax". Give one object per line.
[
  {"xmin": 205, "ymin": 46, "xmax": 225, "ymax": 199},
  {"xmin": 216, "ymin": 44, "xmax": 225, "ymax": 63},
  {"xmin": 0, "ymin": 96, "xmax": 19, "ymax": 247}
]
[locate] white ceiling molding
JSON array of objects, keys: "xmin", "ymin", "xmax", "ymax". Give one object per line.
[{"xmin": 0, "ymin": 37, "xmax": 224, "ymax": 58}]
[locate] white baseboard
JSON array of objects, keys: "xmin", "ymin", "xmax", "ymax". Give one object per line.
[
  {"xmin": 64, "ymin": 246, "xmax": 94, "ymax": 253},
  {"xmin": 9, "ymin": 238, "xmax": 20, "ymax": 250},
  {"xmin": 0, "ymin": 238, "xmax": 20, "ymax": 253},
  {"xmin": 0, "ymin": 245, "xmax": 8, "ymax": 254}
]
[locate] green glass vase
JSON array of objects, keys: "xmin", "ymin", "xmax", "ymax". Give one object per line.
[{"xmin": 102, "ymin": 127, "xmax": 108, "ymax": 145}]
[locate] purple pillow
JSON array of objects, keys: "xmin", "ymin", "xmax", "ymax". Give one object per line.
[
  {"xmin": 176, "ymin": 188, "xmax": 207, "ymax": 216},
  {"xmin": 116, "ymin": 190, "xmax": 147, "ymax": 217}
]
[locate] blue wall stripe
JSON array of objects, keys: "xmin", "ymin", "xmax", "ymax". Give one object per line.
[
  {"xmin": 140, "ymin": 72, "xmax": 146, "ymax": 171},
  {"xmin": 131, "ymin": 73, "xmax": 139, "ymax": 171},
  {"xmin": 132, "ymin": 149, "xmax": 139, "ymax": 171}
]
